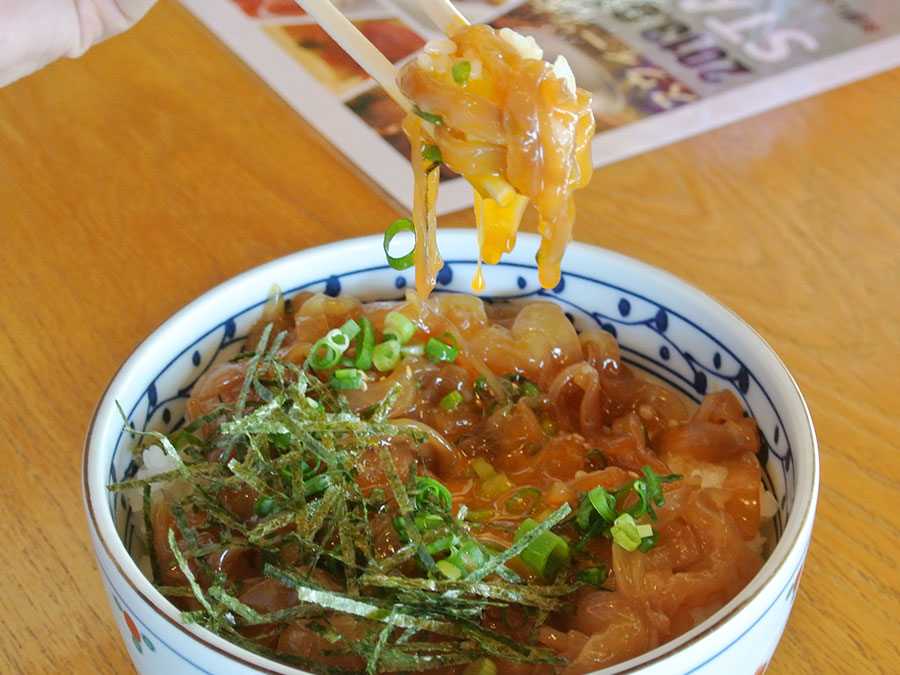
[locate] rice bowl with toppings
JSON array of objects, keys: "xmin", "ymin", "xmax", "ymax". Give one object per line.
[{"xmin": 83, "ymin": 230, "xmax": 818, "ymax": 675}]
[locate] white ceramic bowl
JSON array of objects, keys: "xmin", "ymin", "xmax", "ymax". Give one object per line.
[{"xmin": 83, "ymin": 230, "xmax": 818, "ymax": 674}]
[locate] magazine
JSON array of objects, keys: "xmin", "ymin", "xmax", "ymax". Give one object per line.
[{"xmin": 178, "ymin": 0, "xmax": 900, "ymax": 214}]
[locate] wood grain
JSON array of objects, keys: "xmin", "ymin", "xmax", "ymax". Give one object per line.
[{"xmin": 0, "ymin": 1, "xmax": 897, "ymax": 672}]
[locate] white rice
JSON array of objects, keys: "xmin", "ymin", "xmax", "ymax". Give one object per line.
[
  {"xmin": 551, "ymin": 55, "xmax": 576, "ymax": 95},
  {"xmin": 424, "ymin": 37, "xmax": 457, "ymax": 55},
  {"xmin": 124, "ymin": 444, "xmax": 193, "ymax": 578},
  {"xmin": 498, "ymin": 28, "xmax": 543, "ymax": 60},
  {"xmin": 759, "ymin": 482, "xmax": 778, "ymax": 519}
]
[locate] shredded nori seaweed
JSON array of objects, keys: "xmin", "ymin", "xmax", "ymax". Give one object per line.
[{"xmin": 109, "ymin": 327, "xmax": 578, "ymax": 673}]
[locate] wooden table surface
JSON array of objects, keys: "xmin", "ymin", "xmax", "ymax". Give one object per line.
[{"xmin": 1, "ymin": 2, "xmax": 897, "ymax": 673}]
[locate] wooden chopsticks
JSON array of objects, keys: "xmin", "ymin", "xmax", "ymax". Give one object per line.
[
  {"xmin": 291, "ymin": 0, "xmax": 469, "ymax": 110},
  {"xmin": 292, "ymin": 0, "xmax": 410, "ymax": 110},
  {"xmin": 414, "ymin": 0, "xmax": 468, "ymax": 36}
]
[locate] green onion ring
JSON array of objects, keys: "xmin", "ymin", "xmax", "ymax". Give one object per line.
[
  {"xmin": 610, "ymin": 513, "xmax": 642, "ymax": 551},
  {"xmin": 425, "ymin": 335, "xmax": 459, "ymax": 363},
  {"xmin": 373, "ymin": 340, "xmax": 401, "ymax": 372},
  {"xmin": 323, "ymin": 328, "xmax": 350, "ymax": 352},
  {"xmin": 253, "ymin": 496, "xmax": 278, "ymax": 518},
  {"xmin": 642, "ymin": 465, "xmax": 666, "ymax": 504},
  {"xmin": 384, "ymin": 311, "xmax": 416, "ymax": 344},
  {"xmin": 588, "ymin": 487, "xmax": 616, "ymax": 523},
  {"xmin": 637, "ymin": 528, "xmax": 660, "ymax": 553},
  {"xmin": 383, "ymin": 218, "xmax": 416, "ymax": 270},
  {"xmin": 309, "ymin": 338, "xmax": 341, "ymax": 370},
  {"xmin": 505, "ymin": 488, "xmax": 541, "ymax": 516},
  {"xmin": 413, "ymin": 106, "xmax": 444, "ymax": 126},
  {"xmin": 452, "ymin": 60, "xmax": 471, "ymax": 85},
  {"xmin": 577, "ymin": 565, "xmax": 609, "ymax": 587},
  {"xmin": 338, "ymin": 319, "xmax": 361, "ymax": 340},
  {"xmin": 439, "ymin": 390, "xmax": 463, "ymax": 410},
  {"xmin": 416, "ymin": 476, "xmax": 452, "ymax": 511},
  {"xmin": 422, "ymin": 144, "xmax": 443, "ymax": 164},
  {"xmin": 353, "ymin": 316, "xmax": 375, "ymax": 371},
  {"xmin": 514, "ymin": 518, "xmax": 570, "ymax": 578},
  {"xmin": 329, "ymin": 368, "xmax": 363, "ymax": 390},
  {"xmin": 301, "ymin": 458, "xmax": 322, "ymax": 479}
]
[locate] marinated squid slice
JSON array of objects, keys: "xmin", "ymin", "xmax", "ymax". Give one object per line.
[{"xmin": 398, "ymin": 25, "xmax": 595, "ymax": 294}]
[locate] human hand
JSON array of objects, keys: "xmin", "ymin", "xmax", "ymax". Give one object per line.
[{"xmin": 0, "ymin": 0, "xmax": 157, "ymax": 87}]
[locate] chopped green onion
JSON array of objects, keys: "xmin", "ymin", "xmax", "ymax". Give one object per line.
[
  {"xmin": 575, "ymin": 497, "xmax": 595, "ymax": 533},
  {"xmin": 480, "ymin": 473, "xmax": 513, "ymax": 499},
  {"xmin": 514, "ymin": 518, "xmax": 571, "ymax": 578},
  {"xmin": 637, "ymin": 529, "xmax": 660, "ymax": 553},
  {"xmin": 632, "ymin": 480, "xmax": 654, "ymax": 519},
  {"xmin": 440, "ymin": 390, "xmax": 463, "ymax": 410},
  {"xmin": 474, "ymin": 376, "xmax": 488, "ymax": 393},
  {"xmin": 353, "ymin": 316, "xmax": 374, "ymax": 370},
  {"xmin": 329, "ymin": 368, "xmax": 363, "ymax": 390},
  {"xmin": 426, "ymin": 531, "xmax": 458, "ymax": 555},
  {"xmin": 301, "ymin": 458, "xmax": 321, "ymax": 478},
  {"xmin": 610, "ymin": 513, "xmax": 643, "ymax": 551},
  {"xmin": 282, "ymin": 462, "xmax": 322, "ymax": 491},
  {"xmin": 338, "ymin": 318, "xmax": 361, "ymax": 341},
  {"xmin": 401, "ymin": 341, "xmax": 425, "ymax": 356},
  {"xmin": 416, "ymin": 476, "xmax": 452, "ymax": 511},
  {"xmin": 616, "ymin": 468, "xmax": 681, "ymax": 517},
  {"xmin": 253, "ymin": 496, "xmax": 277, "ymax": 518},
  {"xmin": 393, "ymin": 510, "xmax": 445, "ymax": 547},
  {"xmin": 520, "ymin": 380, "xmax": 541, "ymax": 397},
  {"xmin": 435, "ymin": 559, "xmax": 462, "ymax": 580},
  {"xmin": 384, "ymin": 311, "xmax": 416, "ymax": 344},
  {"xmin": 577, "ymin": 566, "xmax": 609, "ymax": 588},
  {"xmin": 413, "ymin": 106, "xmax": 444, "ymax": 125},
  {"xmin": 463, "ymin": 659, "xmax": 497, "ymax": 675},
  {"xmin": 308, "ymin": 339, "xmax": 341, "ymax": 370},
  {"xmin": 466, "ymin": 508, "xmax": 493, "ymax": 521},
  {"xmin": 505, "ymin": 488, "xmax": 541, "ymax": 516},
  {"xmin": 504, "ymin": 374, "xmax": 542, "ymax": 403},
  {"xmin": 576, "ymin": 472, "xmax": 676, "ymax": 551},
  {"xmin": 309, "ymin": 323, "xmax": 359, "ymax": 371},
  {"xmin": 415, "ymin": 512, "xmax": 446, "ymax": 532},
  {"xmin": 444, "ymin": 541, "xmax": 487, "ymax": 576},
  {"xmin": 585, "ymin": 448, "xmax": 608, "ymax": 470},
  {"xmin": 524, "ymin": 442, "xmax": 541, "ymax": 456},
  {"xmin": 588, "ymin": 487, "xmax": 617, "ymax": 523},
  {"xmin": 304, "ymin": 473, "xmax": 331, "ymax": 498},
  {"xmin": 323, "ymin": 327, "xmax": 351, "ymax": 352},
  {"xmin": 470, "ymin": 458, "xmax": 495, "ymax": 479},
  {"xmin": 643, "ymin": 465, "xmax": 665, "ymax": 504},
  {"xmin": 267, "ymin": 431, "xmax": 291, "ymax": 453},
  {"xmin": 422, "ymin": 144, "xmax": 442, "ymax": 164},
  {"xmin": 391, "ymin": 515, "xmax": 408, "ymax": 543},
  {"xmin": 373, "ymin": 340, "xmax": 401, "ymax": 372},
  {"xmin": 383, "ymin": 218, "xmax": 416, "ymax": 270},
  {"xmin": 452, "ymin": 60, "xmax": 471, "ymax": 84},
  {"xmin": 425, "ymin": 333, "xmax": 459, "ymax": 363},
  {"xmin": 540, "ymin": 418, "xmax": 558, "ymax": 436}
]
